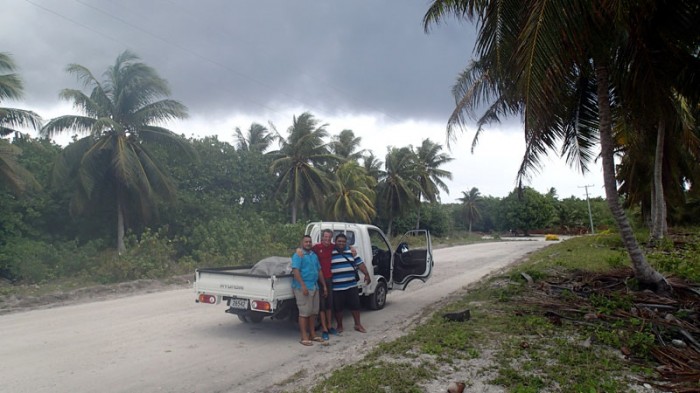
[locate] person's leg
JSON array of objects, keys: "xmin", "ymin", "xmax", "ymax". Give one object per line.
[
  {"xmin": 334, "ymin": 289, "xmax": 346, "ymax": 333},
  {"xmin": 351, "ymin": 310, "xmax": 365, "ymax": 333},
  {"xmin": 325, "ymin": 279, "xmax": 337, "ymax": 335},
  {"xmin": 294, "ymin": 288, "xmax": 313, "ymax": 345},
  {"xmin": 334, "ymin": 310, "xmax": 344, "ymax": 333},
  {"xmin": 309, "ymin": 290, "xmax": 321, "ymax": 341},
  {"xmin": 299, "ymin": 316, "xmax": 310, "ymax": 342},
  {"xmin": 319, "ymin": 284, "xmax": 329, "ymax": 335},
  {"xmin": 347, "ymin": 286, "xmax": 366, "ymax": 333}
]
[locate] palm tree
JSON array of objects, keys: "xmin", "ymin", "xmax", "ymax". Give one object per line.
[
  {"xmin": 423, "ymin": 0, "xmax": 699, "ymax": 292},
  {"xmin": 362, "ymin": 151, "xmax": 383, "ymax": 183},
  {"xmin": 234, "ymin": 122, "xmax": 274, "ymax": 153},
  {"xmin": 413, "ymin": 138, "xmax": 453, "ymax": 228},
  {"xmin": 326, "ymin": 161, "xmax": 376, "ymax": 223},
  {"xmin": 330, "ymin": 129, "xmax": 365, "ymax": 162},
  {"xmin": 376, "ymin": 147, "xmax": 420, "ymax": 235},
  {"xmin": 0, "ymin": 52, "xmax": 42, "ymax": 194},
  {"xmin": 269, "ymin": 112, "xmax": 336, "ymax": 223},
  {"xmin": 41, "ymin": 50, "xmax": 191, "ymax": 254},
  {"xmin": 458, "ymin": 187, "xmax": 482, "ymax": 234}
]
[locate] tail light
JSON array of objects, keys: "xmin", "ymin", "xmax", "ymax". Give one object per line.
[
  {"xmin": 251, "ymin": 300, "xmax": 271, "ymax": 311},
  {"xmin": 198, "ymin": 294, "xmax": 216, "ymax": 304}
]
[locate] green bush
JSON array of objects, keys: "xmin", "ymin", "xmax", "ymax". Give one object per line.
[
  {"xmin": 185, "ymin": 216, "xmax": 304, "ymax": 267},
  {"xmin": 93, "ymin": 228, "xmax": 177, "ymax": 283}
]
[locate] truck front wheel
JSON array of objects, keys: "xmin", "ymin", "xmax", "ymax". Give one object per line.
[{"xmin": 368, "ymin": 281, "xmax": 387, "ymax": 310}]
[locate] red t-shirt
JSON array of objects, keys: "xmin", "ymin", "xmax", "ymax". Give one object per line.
[{"xmin": 313, "ymin": 243, "xmax": 334, "ymax": 279}]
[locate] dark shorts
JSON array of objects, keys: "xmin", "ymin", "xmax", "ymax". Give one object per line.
[
  {"xmin": 319, "ymin": 278, "xmax": 333, "ymax": 311},
  {"xmin": 333, "ymin": 285, "xmax": 361, "ymax": 312}
]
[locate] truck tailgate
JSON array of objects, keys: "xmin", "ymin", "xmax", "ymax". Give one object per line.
[{"xmin": 194, "ymin": 267, "xmax": 294, "ymax": 301}]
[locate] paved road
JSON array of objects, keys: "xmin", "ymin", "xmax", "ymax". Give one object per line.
[{"xmin": 0, "ymin": 240, "xmax": 550, "ymax": 393}]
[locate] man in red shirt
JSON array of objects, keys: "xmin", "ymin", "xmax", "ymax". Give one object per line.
[{"xmin": 313, "ymin": 229, "xmax": 336, "ymax": 340}]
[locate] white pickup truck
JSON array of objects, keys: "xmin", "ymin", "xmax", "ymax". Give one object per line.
[{"xmin": 193, "ymin": 221, "xmax": 433, "ymax": 323}]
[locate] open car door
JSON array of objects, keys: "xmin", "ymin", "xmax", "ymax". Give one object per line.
[{"xmin": 392, "ymin": 229, "xmax": 433, "ymax": 290}]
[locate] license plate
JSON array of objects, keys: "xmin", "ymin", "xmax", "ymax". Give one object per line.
[{"xmin": 230, "ymin": 298, "xmax": 248, "ymax": 309}]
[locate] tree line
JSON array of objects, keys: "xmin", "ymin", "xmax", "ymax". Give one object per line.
[{"xmin": 2, "ymin": 50, "xmax": 622, "ymax": 285}]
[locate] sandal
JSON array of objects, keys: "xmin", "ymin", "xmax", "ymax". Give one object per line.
[
  {"xmin": 299, "ymin": 340, "xmax": 313, "ymax": 346},
  {"xmin": 311, "ymin": 336, "xmax": 325, "ymax": 342}
]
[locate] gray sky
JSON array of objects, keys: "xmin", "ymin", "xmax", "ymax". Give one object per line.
[{"xmin": 3, "ymin": 0, "xmax": 604, "ymax": 201}]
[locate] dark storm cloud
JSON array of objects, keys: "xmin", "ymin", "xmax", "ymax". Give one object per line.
[{"xmin": 4, "ymin": 0, "xmax": 476, "ymax": 122}]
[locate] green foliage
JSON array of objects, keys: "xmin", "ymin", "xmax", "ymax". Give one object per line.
[
  {"xmin": 93, "ymin": 228, "xmax": 179, "ymax": 283},
  {"xmin": 393, "ymin": 202, "xmax": 452, "ymax": 236},
  {"xmin": 186, "ymin": 216, "xmax": 305, "ymax": 266},
  {"xmin": 499, "ymin": 187, "xmax": 556, "ymax": 235},
  {"xmin": 0, "ymin": 237, "xmax": 101, "ymax": 282},
  {"xmin": 310, "ymin": 361, "xmax": 434, "ymax": 393},
  {"xmin": 647, "ymin": 232, "xmax": 700, "ymax": 281}
]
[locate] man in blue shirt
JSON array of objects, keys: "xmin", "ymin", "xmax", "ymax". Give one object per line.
[{"xmin": 291, "ymin": 235, "xmax": 328, "ymax": 346}]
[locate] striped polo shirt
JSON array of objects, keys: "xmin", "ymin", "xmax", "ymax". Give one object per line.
[{"xmin": 330, "ymin": 246, "xmax": 364, "ymax": 291}]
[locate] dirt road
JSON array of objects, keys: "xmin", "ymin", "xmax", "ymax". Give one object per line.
[{"xmin": 0, "ymin": 240, "xmax": 550, "ymax": 393}]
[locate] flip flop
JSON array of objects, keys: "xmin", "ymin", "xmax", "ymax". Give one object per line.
[
  {"xmin": 299, "ymin": 340, "xmax": 313, "ymax": 346},
  {"xmin": 354, "ymin": 325, "xmax": 366, "ymax": 333},
  {"xmin": 311, "ymin": 336, "xmax": 325, "ymax": 342}
]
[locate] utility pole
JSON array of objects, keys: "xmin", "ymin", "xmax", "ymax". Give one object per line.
[{"xmin": 579, "ymin": 185, "xmax": 595, "ymax": 234}]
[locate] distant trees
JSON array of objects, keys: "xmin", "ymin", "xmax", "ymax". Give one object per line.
[
  {"xmin": 413, "ymin": 139, "xmax": 453, "ymax": 229},
  {"xmin": 458, "ymin": 187, "xmax": 482, "ymax": 234},
  {"xmin": 269, "ymin": 112, "xmax": 336, "ymax": 223},
  {"xmin": 377, "ymin": 147, "xmax": 420, "ymax": 235},
  {"xmin": 0, "ymin": 52, "xmax": 42, "ymax": 194}
]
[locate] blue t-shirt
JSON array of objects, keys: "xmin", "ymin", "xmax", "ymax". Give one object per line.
[
  {"xmin": 291, "ymin": 250, "xmax": 321, "ymax": 290},
  {"xmin": 330, "ymin": 246, "xmax": 364, "ymax": 291}
]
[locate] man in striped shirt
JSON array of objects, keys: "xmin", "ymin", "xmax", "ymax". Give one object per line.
[{"xmin": 331, "ymin": 233, "xmax": 371, "ymax": 333}]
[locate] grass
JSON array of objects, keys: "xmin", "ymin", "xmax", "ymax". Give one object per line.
[{"xmin": 292, "ymin": 230, "xmax": 700, "ymax": 393}]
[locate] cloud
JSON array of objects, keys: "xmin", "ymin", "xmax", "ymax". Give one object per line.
[{"xmin": 3, "ymin": 0, "xmax": 604, "ymax": 200}]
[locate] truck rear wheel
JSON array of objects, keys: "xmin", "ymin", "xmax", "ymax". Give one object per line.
[
  {"xmin": 368, "ymin": 281, "xmax": 387, "ymax": 310},
  {"xmin": 237, "ymin": 314, "xmax": 249, "ymax": 323},
  {"xmin": 247, "ymin": 312, "xmax": 264, "ymax": 323}
]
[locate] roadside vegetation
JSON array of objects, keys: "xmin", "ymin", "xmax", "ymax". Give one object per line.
[{"xmin": 300, "ymin": 229, "xmax": 700, "ymax": 393}]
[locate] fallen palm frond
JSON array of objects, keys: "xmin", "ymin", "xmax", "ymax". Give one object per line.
[{"xmin": 517, "ymin": 267, "xmax": 700, "ymax": 392}]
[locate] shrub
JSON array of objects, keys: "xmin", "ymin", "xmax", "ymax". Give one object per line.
[{"xmin": 93, "ymin": 228, "xmax": 177, "ymax": 283}]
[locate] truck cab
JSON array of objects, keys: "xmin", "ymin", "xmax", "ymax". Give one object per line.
[{"xmin": 305, "ymin": 222, "xmax": 433, "ymax": 310}]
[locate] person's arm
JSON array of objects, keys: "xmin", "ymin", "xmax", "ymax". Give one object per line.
[
  {"xmin": 291, "ymin": 254, "xmax": 309, "ymax": 295},
  {"xmin": 292, "ymin": 268, "xmax": 309, "ymax": 295},
  {"xmin": 295, "ymin": 248, "xmax": 303, "ymax": 257},
  {"xmin": 357, "ymin": 258, "xmax": 371, "ymax": 284}
]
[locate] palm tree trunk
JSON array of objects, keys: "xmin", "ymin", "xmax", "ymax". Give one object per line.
[
  {"xmin": 117, "ymin": 197, "xmax": 126, "ymax": 255},
  {"xmin": 650, "ymin": 119, "xmax": 667, "ymax": 245},
  {"xmin": 415, "ymin": 203, "xmax": 422, "ymax": 230},
  {"xmin": 594, "ymin": 63, "xmax": 669, "ymax": 292}
]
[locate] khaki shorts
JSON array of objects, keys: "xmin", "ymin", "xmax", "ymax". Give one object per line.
[{"xmin": 293, "ymin": 288, "xmax": 319, "ymax": 317}]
